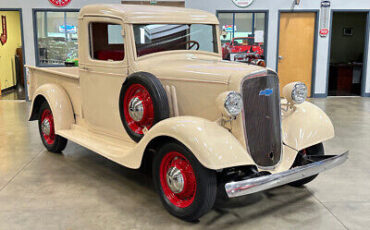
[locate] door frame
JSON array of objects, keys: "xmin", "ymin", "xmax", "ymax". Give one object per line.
[
  {"xmin": 216, "ymin": 10, "xmax": 270, "ymax": 67},
  {"xmin": 276, "ymin": 10, "xmax": 319, "ymax": 97},
  {"xmin": 326, "ymin": 10, "xmax": 370, "ymax": 97},
  {"xmin": 0, "ymin": 8, "xmax": 27, "ymax": 100}
]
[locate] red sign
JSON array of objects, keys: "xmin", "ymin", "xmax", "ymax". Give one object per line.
[
  {"xmin": 0, "ymin": 16, "xmax": 7, "ymax": 45},
  {"xmin": 320, "ymin": 28, "xmax": 329, "ymax": 36},
  {"xmin": 49, "ymin": 0, "xmax": 71, "ymax": 7}
]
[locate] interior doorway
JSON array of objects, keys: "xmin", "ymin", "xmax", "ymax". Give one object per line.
[
  {"xmin": 328, "ymin": 12, "xmax": 368, "ymax": 96},
  {"xmin": 0, "ymin": 10, "xmax": 25, "ymax": 100},
  {"xmin": 277, "ymin": 12, "xmax": 317, "ymax": 97}
]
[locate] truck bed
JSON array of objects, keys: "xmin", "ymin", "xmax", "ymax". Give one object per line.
[{"xmin": 26, "ymin": 66, "xmax": 81, "ymax": 117}]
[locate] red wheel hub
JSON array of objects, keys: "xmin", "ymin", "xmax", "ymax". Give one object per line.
[
  {"xmin": 159, "ymin": 151, "xmax": 196, "ymax": 208},
  {"xmin": 123, "ymin": 84, "xmax": 154, "ymax": 135},
  {"xmin": 41, "ymin": 109, "xmax": 55, "ymax": 145}
]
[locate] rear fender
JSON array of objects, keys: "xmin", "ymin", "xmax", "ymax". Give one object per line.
[
  {"xmin": 29, "ymin": 83, "xmax": 75, "ymax": 132},
  {"xmin": 282, "ymin": 101, "xmax": 334, "ymax": 151},
  {"xmin": 130, "ymin": 116, "xmax": 254, "ymax": 170}
]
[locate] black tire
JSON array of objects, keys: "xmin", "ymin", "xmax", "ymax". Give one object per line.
[
  {"xmin": 289, "ymin": 143, "xmax": 324, "ymax": 187},
  {"xmin": 119, "ymin": 72, "xmax": 169, "ymax": 142},
  {"xmin": 38, "ymin": 102, "xmax": 68, "ymax": 153},
  {"xmin": 153, "ymin": 142, "xmax": 217, "ymax": 222}
]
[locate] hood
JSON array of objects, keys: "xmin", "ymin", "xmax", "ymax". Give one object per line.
[{"xmin": 134, "ymin": 52, "xmax": 266, "ymax": 90}]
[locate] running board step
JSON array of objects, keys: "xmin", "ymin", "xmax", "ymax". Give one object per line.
[{"xmin": 57, "ymin": 125, "xmax": 137, "ymax": 166}]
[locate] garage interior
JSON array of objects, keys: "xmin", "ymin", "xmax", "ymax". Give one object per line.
[
  {"xmin": 329, "ymin": 12, "xmax": 368, "ymax": 96},
  {"xmin": 0, "ymin": 98, "xmax": 369, "ymax": 228},
  {"xmin": 0, "ymin": 0, "xmax": 370, "ymax": 229}
]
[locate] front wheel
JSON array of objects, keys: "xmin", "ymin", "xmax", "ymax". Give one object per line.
[
  {"xmin": 289, "ymin": 143, "xmax": 324, "ymax": 187},
  {"xmin": 153, "ymin": 142, "xmax": 217, "ymax": 221}
]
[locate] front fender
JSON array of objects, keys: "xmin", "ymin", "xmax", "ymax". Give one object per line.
[
  {"xmin": 131, "ymin": 116, "xmax": 254, "ymax": 170},
  {"xmin": 282, "ymin": 101, "xmax": 334, "ymax": 151},
  {"xmin": 29, "ymin": 83, "xmax": 75, "ymax": 132}
]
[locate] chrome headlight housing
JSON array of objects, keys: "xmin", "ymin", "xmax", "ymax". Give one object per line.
[
  {"xmin": 291, "ymin": 82, "xmax": 308, "ymax": 104},
  {"xmin": 283, "ymin": 82, "xmax": 308, "ymax": 105},
  {"xmin": 217, "ymin": 91, "xmax": 243, "ymax": 118}
]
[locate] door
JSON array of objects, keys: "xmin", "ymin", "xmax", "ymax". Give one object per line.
[
  {"xmin": 328, "ymin": 12, "xmax": 368, "ymax": 96},
  {"xmin": 0, "ymin": 11, "xmax": 23, "ymax": 97},
  {"xmin": 278, "ymin": 12, "xmax": 316, "ymax": 97},
  {"xmin": 79, "ymin": 16, "xmax": 129, "ymax": 138}
]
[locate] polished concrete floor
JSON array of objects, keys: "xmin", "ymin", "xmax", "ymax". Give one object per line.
[{"xmin": 0, "ymin": 98, "xmax": 369, "ymax": 229}]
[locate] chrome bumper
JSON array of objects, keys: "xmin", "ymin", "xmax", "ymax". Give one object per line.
[{"xmin": 225, "ymin": 151, "xmax": 349, "ymax": 198}]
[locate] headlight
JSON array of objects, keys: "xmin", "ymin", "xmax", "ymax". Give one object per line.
[
  {"xmin": 283, "ymin": 82, "xmax": 308, "ymax": 105},
  {"xmin": 216, "ymin": 91, "xmax": 243, "ymax": 117}
]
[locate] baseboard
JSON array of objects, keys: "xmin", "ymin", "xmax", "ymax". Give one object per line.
[
  {"xmin": 363, "ymin": 92, "xmax": 370, "ymax": 97},
  {"xmin": 0, "ymin": 85, "xmax": 16, "ymax": 95},
  {"xmin": 312, "ymin": 93, "xmax": 327, "ymax": 98}
]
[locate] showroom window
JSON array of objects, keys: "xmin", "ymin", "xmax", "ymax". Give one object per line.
[
  {"xmin": 89, "ymin": 22, "xmax": 125, "ymax": 61},
  {"xmin": 217, "ymin": 12, "xmax": 267, "ymax": 65},
  {"xmin": 34, "ymin": 10, "xmax": 79, "ymax": 66}
]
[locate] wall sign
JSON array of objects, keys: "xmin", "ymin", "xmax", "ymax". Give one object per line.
[
  {"xmin": 0, "ymin": 16, "xmax": 7, "ymax": 45},
  {"xmin": 232, "ymin": 0, "xmax": 254, "ymax": 8},
  {"xmin": 319, "ymin": 0, "xmax": 330, "ymax": 37},
  {"xmin": 49, "ymin": 0, "xmax": 71, "ymax": 7}
]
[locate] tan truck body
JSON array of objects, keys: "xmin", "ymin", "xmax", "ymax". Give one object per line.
[{"xmin": 26, "ymin": 4, "xmax": 338, "ymax": 173}]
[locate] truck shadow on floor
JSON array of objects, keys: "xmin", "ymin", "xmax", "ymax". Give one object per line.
[{"xmin": 59, "ymin": 142, "xmax": 315, "ymax": 227}]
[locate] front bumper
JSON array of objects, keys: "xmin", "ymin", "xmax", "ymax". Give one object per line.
[{"xmin": 225, "ymin": 151, "xmax": 349, "ymax": 198}]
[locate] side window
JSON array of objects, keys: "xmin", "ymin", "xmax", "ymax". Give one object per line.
[{"xmin": 89, "ymin": 22, "xmax": 125, "ymax": 61}]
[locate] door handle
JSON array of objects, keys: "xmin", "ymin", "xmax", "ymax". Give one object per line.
[
  {"xmin": 278, "ymin": 56, "xmax": 284, "ymax": 60},
  {"xmin": 82, "ymin": 66, "xmax": 90, "ymax": 71}
]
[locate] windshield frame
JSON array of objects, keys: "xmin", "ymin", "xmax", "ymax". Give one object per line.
[{"xmin": 130, "ymin": 23, "xmax": 221, "ymax": 60}]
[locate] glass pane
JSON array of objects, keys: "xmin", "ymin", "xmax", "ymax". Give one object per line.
[
  {"xmin": 66, "ymin": 12, "xmax": 79, "ymax": 61},
  {"xmin": 108, "ymin": 25, "xmax": 124, "ymax": 44},
  {"xmin": 35, "ymin": 11, "xmax": 79, "ymax": 66},
  {"xmin": 133, "ymin": 24, "xmax": 218, "ymax": 57},
  {"xmin": 89, "ymin": 23, "xmax": 125, "ymax": 61},
  {"xmin": 218, "ymin": 12, "xmax": 266, "ymax": 67},
  {"xmin": 218, "ymin": 13, "xmax": 233, "ymax": 45}
]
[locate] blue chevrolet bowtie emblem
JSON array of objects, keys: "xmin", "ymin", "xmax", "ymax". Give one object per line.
[{"xmin": 259, "ymin": 88, "xmax": 273, "ymax": 96}]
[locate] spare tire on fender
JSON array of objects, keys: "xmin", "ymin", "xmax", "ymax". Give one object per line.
[{"xmin": 119, "ymin": 72, "xmax": 169, "ymax": 142}]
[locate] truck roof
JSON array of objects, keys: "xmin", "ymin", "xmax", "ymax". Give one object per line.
[{"xmin": 79, "ymin": 4, "xmax": 219, "ymax": 24}]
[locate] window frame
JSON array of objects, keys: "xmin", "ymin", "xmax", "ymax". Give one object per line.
[
  {"xmin": 216, "ymin": 10, "xmax": 269, "ymax": 65},
  {"xmin": 88, "ymin": 22, "xmax": 125, "ymax": 62},
  {"xmin": 33, "ymin": 8, "xmax": 80, "ymax": 67}
]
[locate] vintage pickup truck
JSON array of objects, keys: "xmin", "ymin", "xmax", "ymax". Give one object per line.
[{"xmin": 27, "ymin": 4, "xmax": 348, "ymax": 221}]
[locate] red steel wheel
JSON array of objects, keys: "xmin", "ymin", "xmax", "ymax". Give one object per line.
[
  {"xmin": 153, "ymin": 142, "xmax": 217, "ymax": 221},
  {"xmin": 38, "ymin": 101, "xmax": 68, "ymax": 153},
  {"xmin": 40, "ymin": 108, "xmax": 55, "ymax": 145},
  {"xmin": 123, "ymin": 84, "xmax": 154, "ymax": 135},
  {"xmin": 119, "ymin": 72, "xmax": 169, "ymax": 142},
  {"xmin": 159, "ymin": 151, "xmax": 197, "ymax": 208}
]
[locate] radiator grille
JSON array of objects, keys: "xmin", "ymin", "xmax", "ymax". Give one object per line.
[{"xmin": 241, "ymin": 72, "xmax": 282, "ymax": 167}]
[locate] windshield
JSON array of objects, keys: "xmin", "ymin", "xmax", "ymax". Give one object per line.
[{"xmin": 133, "ymin": 24, "xmax": 219, "ymax": 57}]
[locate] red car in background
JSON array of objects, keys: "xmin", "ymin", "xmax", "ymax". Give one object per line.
[{"xmin": 222, "ymin": 37, "xmax": 265, "ymax": 66}]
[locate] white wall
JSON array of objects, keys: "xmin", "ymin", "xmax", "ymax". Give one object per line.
[{"xmin": 186, "ymin": 0, "xmax": 370, "ymax": 96}]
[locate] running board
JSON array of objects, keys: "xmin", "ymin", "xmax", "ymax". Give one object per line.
[{"xmin": 57, "ymin": 125, "xmax": 137, "ymax": 167}]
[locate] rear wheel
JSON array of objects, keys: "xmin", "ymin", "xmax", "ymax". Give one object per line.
[
  {"xmin": 153, "ymin": 142, "xmax": 217, "ymax": 221},
  {"xmin": 289, "ymin": 143, "xmax": 324, "ymax": 187},
  {"xmin": 38, "ymin": 102, "xmax": 67, "ymax": 153}
]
